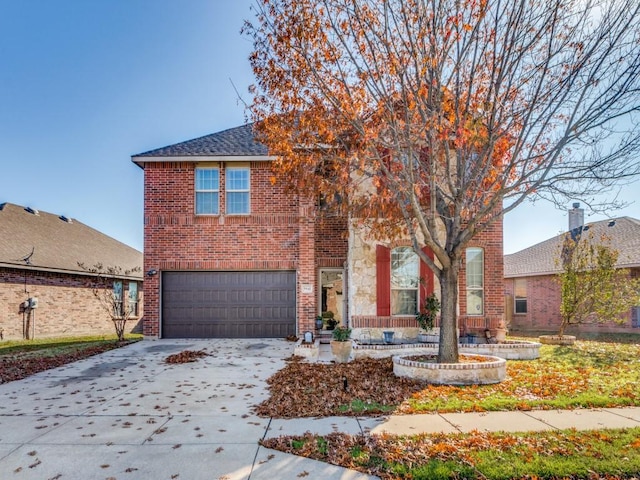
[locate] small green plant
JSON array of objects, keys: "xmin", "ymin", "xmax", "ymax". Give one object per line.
[
  {"xmin": 316, "ymin": 437, "xmax": 328, "ymax": 456},
  {"xmin": 332, "ymin": 325, "xmax": 352, "ymax": 341},
  {"xmin": 416, "ymin": 293, "xmax": 440, "ymax": 331},
  {"xmin": 338, "ymin": 399, "xmax": 396, "ymax": 414},
  {"xmin": 291, "ymin": 438, "xmax": 306, "ymax": 450}
]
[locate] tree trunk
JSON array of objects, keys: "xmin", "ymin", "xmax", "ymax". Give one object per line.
[
  {"xmin": 24, "ymin": 311, "xmax": 32, "ymax": 340},
  {"xmin": 558, "ymin": 320, "xmax": 567, "ymax": 338},
  {"xmin": 113, "ymin": 319, "xmax": 126, "ymax": 342},
  {"xmin": 438, "ymin": 264, "xmax": 460, "ymax": 363}
]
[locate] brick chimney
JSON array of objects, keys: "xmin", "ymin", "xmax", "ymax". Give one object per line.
[{"xmin": 568, "ymin": 202, "xmax": 584, "ymax": 232}]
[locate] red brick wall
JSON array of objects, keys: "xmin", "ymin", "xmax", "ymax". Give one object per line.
[
  {"xmin": 505, "ymin": 268, "xmax": 640, "ymax": 333},
  {"xmin": 142, "ymin": 161, "xmax": 348, "ymax": 337},
  {"xmin": 458, "ymin": 218, "xmax": 505, "ymax": 333},
  {"xmin": 0, "ymin": 267, "xmax": 142, "ymax": 340},
  {"xmin": 315, "ymin": 216, "xmax": 348, "ymax": 268},
  {"xmin": 505, "ymin": 275, "xmax": 562, "ymax": 331}
]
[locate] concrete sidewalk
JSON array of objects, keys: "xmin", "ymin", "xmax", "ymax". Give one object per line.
[
  {"xmin": 1, "ymin": 339, "xmax": 639, "ymax": 480},
  {"xmin": 307, "ymin": 406, "xmax": 640, "ymax": 437}
]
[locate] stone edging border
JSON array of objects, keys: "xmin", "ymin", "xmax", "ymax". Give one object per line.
[{"xmin": 394, "ymin": 354, "xmax": 506, "ymax": 370}]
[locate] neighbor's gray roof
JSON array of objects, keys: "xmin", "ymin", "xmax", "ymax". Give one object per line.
[
  {"xmin": 132, "ymin": 124, "xmax": 268, "ymax": 164},
  {"xmin": 0, "ymin": 203, "xmax": 142, "ymax": 278},
  {"xmin": 504, "ymin": 216, "xmax": 640, "ymax": 278}
]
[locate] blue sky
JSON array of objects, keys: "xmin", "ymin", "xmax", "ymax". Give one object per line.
[{"xmin": 1, "ymin": 0, "xmax": 638, "ymax": 254}]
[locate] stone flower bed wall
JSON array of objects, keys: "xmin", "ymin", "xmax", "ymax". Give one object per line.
[
  {"xmin": 294, "ymin": 338, "xmax": 541, "ymax": 362},
  {"xmin": 393, "ymin": 354, "xmax": 507, "ymax": 385},
  {"xmin": 458, "ymin": 340, "xmax": 541, "ymax": 360},
  {"xmin": 352, "ymin": 340, "xmax": 540, "ymax": 360},
  {"xmin": 294, "ymin": 339, "xmax": 321, "ymax": 361}
]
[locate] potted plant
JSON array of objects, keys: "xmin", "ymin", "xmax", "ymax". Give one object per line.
[
  {"xmin": 315, "ymin": 315, "xmax": 324, "ymax": 330},
  {"xmin": 495, "ymin": 319, "xmax": 508, "ymax": 343},
  {"xmin": 330, "ymin": 325, "xmax": 352, "ymax": 363},
  {"xmin": 322, "ymin": 311, "xmax": 337, "ymax": 330},
  {"xmin": 416, "ymin": 293, "xmax": 440, "ymax": 342}
]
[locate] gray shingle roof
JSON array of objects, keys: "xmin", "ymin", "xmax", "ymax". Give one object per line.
[
  {"xmin": 0, "ymin": 203, "xmax": 142, "ymax": 278},
  {"xmin": 504, "ymin": 216, "xmax": 640, "ymax": 278},
  {"xmin": 133, "ymin": 124, "xmax": 268, "ymax": 158}
]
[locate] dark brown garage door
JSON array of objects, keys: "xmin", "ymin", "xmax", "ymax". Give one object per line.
[{"xmin": 162, "ymin": 271, "xmax": 296, "ymax": 338}]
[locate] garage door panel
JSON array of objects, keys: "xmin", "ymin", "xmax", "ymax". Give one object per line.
[{"xmin": 162, "ymin": 271, "xmax": 296, "ymax": 338}]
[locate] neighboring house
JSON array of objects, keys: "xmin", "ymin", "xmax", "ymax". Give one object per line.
[
  {"xmin": 0, "ymin": 203, "xmax": 143, "ymax": 340},
  {"xmin": 504, "ymin": 204, "xmax": 640, "ymax": 333},
  {"xmin": 133, "ymin": 124, "xmax": 504, "ymax": 339}
]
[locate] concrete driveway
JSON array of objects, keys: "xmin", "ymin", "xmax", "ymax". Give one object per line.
[{"xmin": 0, "ymin": 339, "xmax": 376, "ymax": 480}]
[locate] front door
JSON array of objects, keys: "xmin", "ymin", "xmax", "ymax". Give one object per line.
[{"xmin": 318, "ymin": 269, "xmax": 344, "ymax": 327}]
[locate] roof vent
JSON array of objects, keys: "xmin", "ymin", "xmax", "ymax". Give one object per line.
[
  {"xmin": 0, "ymin": 202, "xmax": 6, "ymax": 211},
  {"xmin": 608, "ymin": 220, "xmax": 616, "ymax": 227},
  {"xmin": 24, "ymin": 207, "xmax": 39, "ymax": 215},
  {"xmin": 59, "ymin": 215, "xmax": 72, "ymax": 223}
]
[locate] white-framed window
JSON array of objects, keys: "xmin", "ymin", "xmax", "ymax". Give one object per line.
[
  {"xmin": 128, "ymin": 281, "xmax": 139, "ymax": 316},
  {"xmin": 466, "ymin": 247, "xmax": 484, "ymax": 315},
  {"xmin": 514, "ymin": 278, "xmax": 527, "ymax": 314},
  {"xmin": 391, "ymin": 247, "xmax": 419, "ymax": 315},
  {"xmin": 225, "ymin": 167, "xmax": 250, "ymax": 214},
  {"xmin": 113, "ymin": 280, "xmax": 123, "ymax": 317},
  {"xmin": 195, "ymin": 168, "xmax": 220, "ymax": 215}
]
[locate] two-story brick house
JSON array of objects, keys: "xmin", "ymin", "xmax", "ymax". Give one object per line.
[{"xmin": 134, "ymin": 124, "xmax": 504, "ymax": 339}]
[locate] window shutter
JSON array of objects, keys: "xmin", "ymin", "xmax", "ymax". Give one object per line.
[
  {"xmin": 419, "ymin": 247, "xmax": 435, "ymax": 301},
  {"xmin": 376, "ymin": 245, "xmax": 391, "ymax": 316}
]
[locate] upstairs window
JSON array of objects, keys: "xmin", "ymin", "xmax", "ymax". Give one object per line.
[
  {"xmin": 391, "ymin": 247, "xmax": 419, "ymax": 315},
  {"xmin": 195, "ymin": 168, "xmax": 219, "ymax": 215},
  {"xmin": 466, "ymin": 247, "xmax": 484, "ymax": 315},
  {"xmin": 514, "ymin": 278, "xmax": 527, "ymax": 314},
  {"xmin": 226, "ymin": 167, "xmax": 250, "ymax": 214}
]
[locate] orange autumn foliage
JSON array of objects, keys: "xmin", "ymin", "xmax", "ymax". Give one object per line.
[{"xmin": 245, "ymin": 0, "xmax": 640, "ymax": 364}]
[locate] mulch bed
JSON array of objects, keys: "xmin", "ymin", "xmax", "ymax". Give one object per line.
[
  {"xmin": 254, "ymin": 356, "xmax": 425, "ymax": 418},
  {"xmin": 0, "ymin": 341, "xmax": 134, "ymax": 384}
]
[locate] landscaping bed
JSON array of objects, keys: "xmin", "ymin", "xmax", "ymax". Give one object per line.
[
  {"xmin": 262, "ymin": 428, "xmax": 640, "ymax": 479},
  {"xmin": 260, "ymin": 337, "xmax": 640, "ymax": 478},
  {"xmin": 0, "ymin": 335, "xmax": 141, "ymax": 384},
  {"xmin": 393, "ymin": 353, "xmax": 507, "ymax": 385},
  {"xmin": 257, "ymin": 339, "xmax": 640, "ymax": 417}
]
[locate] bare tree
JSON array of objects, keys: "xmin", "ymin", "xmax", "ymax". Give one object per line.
[
  {"xmin": 78, "ymin": 263, "xmax": 141, "ymax": 342},
  {"xmin": 245, "ymin": 0, "xmax": 640, "ymax": 362}
]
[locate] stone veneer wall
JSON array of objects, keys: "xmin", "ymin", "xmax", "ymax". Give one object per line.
[
  {"xmin": 0, "ymin": 267, "xmax": 142, "ymax": 340},
  {"xmin": 348, "ymin": 228, "xmax": 379, "ymax": 317}
]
